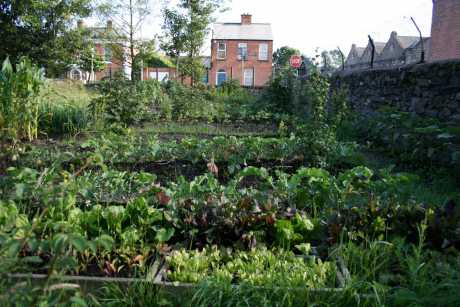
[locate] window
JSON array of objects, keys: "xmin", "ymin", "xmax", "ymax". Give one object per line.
[
  {"xmin": 202, "ymin": 70, "xmax": 209, "ymax": 84},
  {"xmin": 71, "ymin": 69, "xmax": 82, "ymax": 81},
  {"xmin": 149, "ymin": 71, "xmax": 158, "ymax": 80},
  {"xmin": 259, "ymin": 43, "xmax": 269, "ymax": 61},
  {"xmin": 243, "ymin": 68, "xmax": 254, "ymax": 87},
  {"xmin": 104, "ymin": 46, "xmax": 112, "ymax": 62},
  {"xmin": 158, "ymin": 72, "xmax": 169, "ymax": 82},
  {"xmin": 238, "ymin": 43, "xmax": 248, "ymax": 60},
  {"xmin": 217, "ymin": 42, "xmax": 226, "ymax": 59},
  {"xmin": 216, "ymin": 69, "xmax": 227, "ymax": 86}
]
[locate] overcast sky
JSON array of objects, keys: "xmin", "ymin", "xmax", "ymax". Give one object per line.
[{"xmin": 131, "ymin": 0, "xmax": 434, "ymax": 56}]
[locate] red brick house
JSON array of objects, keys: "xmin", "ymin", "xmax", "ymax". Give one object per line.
[
  {"xmin": 69, "ymin": 21, "xmax": 130, "ymax": 82},
  {"xmin": 430, "ymin": 0, "xmax": 460, "ymax": 61},
  {"xmin": 210, "ymin": 14, "xmax": 273, "ymax": 87}
]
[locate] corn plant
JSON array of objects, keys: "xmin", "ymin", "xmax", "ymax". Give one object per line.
[{"xmin": 0, "ymin": 57, "xmax": 43, "ymax": 141}]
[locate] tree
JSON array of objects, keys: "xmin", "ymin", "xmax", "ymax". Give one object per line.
[
  {"xmin": 76, "ymin": 45, "xmax": 107, "ymax": 82},
  {"xmin": 161, "ymin": 0, "xmax": 226, "ymax": 85},
  {"xmin": 273, "ymin": 46, "xmax": 301, "ymax": 70},
  {"xmin": 0, "ymin": 0, "xmax": 93, "ymax": 76},
  {"xmin": 97, "ymin": 0, "xmax": 154, "ymax": 80},
  {"xmin": 160, "ymin": 7, "xmax": 188, "ymax": 80},
  {"xmin": 320, "ymin": 49, "xmax": 342, "ymax": 76}
]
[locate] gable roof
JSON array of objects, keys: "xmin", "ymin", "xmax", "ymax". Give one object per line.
[
  {"xmin": 373, "ymin": 42, "xmax": 386, "ymax": 54},
  {"xmin": 212, "ymin": 23, "xmax": 273, "ymax": 41},
  {"xmin": 397, "ymin": 36, "xmax": 421, "ymax": 49},
  {"xmin": 346, "ymin": 44, "xmax": 366, "ymax": 65}
]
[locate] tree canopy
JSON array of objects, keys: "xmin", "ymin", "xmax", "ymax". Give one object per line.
[{"xmin": 0, "ymin": 0, "xmax": 93, "ymax": 76}]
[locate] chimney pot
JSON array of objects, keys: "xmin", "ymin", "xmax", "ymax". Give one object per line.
[{"xmin": 241, "ymin": 14, "xmax": 252, "ymax": 25}]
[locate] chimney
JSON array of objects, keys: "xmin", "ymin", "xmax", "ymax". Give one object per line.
[
  {"xmin": 77, "ymin": 20, "xmax": 84, "ymax": 29},
  {"xmin": 107, "ymin": 20, "xmax": 113, "ymax": 30},
  {"xmin": 241, "ymin": 14, "xmax": 252, "ymax": 25}
]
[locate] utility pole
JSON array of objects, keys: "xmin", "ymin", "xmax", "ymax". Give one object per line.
[
  {"xmin": 410, "ymin": 16, "xmax": 425, "ymax": 63},
  {"xmin": 368, "ymin": 35, "xmax": 376, "ymax": 69},
  {"xmin": 337, "ymin": 47, "xmax": 345, "ymax": 71}
]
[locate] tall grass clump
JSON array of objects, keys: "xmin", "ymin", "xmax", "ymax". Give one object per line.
[
  {"xmin": 38, "ymin": 101, "xmax": 90, "ymax": 136},
  {"xmin": 0, "ymin": 57, "xmax": 44, "ymax": 141}
]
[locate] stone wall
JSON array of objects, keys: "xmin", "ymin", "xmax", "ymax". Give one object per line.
[{"xmin": 331, "ymin": 60, "xmax": 460, "ymax": 123}]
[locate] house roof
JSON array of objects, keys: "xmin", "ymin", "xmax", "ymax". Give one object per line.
[
  {"xmin": 397, "ymin": 36, "xmax": 421, "ymax": 49},
  {"xmin": 355, "ymin": 47, "xmax": 366, "ymax": 57},
  {"xmin": 212, "ymin": 23, "xmax": 273, "ymax": 41},
  {"xmin": 374, "ymin": 42, "xmax": 386, "ymax": 54}
]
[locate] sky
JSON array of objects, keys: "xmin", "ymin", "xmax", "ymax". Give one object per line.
[
  {"xmin": 214, "ymin": 0, "xmax": 433, "ymax": 56},
  {"xmin": 104, "ymin": 0, "xmax": 434, "ymax": 57}
]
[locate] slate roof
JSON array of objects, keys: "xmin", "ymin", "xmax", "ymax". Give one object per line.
[
  {"xmin": 397, "ymin": 36, "xmax": 421, "ymax": 49},
  {"xmin": 374, "ymin": 42, "xmax": 386, "ymax": 54},
  {"xmin": 212, "ymin": 23, "xmax": 273, "ymax": 41},
  {"xmin": 355, "ymin": 47, "xmax": 366, "ymax": 57}
]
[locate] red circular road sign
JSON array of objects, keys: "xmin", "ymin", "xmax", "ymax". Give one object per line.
[{"xmin": 290, "ymin": 55, "xmax": 302, "ymax": 69}]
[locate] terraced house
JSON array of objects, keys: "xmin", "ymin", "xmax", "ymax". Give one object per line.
[
  {"xmin": 345, "ymin": 31, "xmax": 429, "ymax": 71},
  {"xmin": 210, "ymin": 14, "xmax": 273, "ymax": 87}
]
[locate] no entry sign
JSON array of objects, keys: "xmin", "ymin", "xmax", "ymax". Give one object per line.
[{"xmin": 290, "ymin": 55, "xmax": 302, "ymax": 69}]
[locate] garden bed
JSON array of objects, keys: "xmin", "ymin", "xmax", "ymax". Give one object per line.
[{"xmin": 6, "ymin": 255, "xmax": 351, "ymax": 296}]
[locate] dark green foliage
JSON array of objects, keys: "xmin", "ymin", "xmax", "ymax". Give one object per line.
[
  {"xmin": 91, "ymin": 79, "xmax": 171, "ymax": 126},
  {"xmin": 346, "ymin": 108, "xmax": 460, "ymax": 173},
  {"xmin": 0, "ymin": 0, "xmax": 92, "ymax": 77}
]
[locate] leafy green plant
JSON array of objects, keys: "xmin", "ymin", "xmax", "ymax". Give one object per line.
[{"xmin": 0, "ymin": 57, "xmax": 44, "ymax": 141}]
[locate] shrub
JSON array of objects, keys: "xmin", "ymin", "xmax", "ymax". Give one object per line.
[
  {"xmin": 90, "ymin": 78, "xmax": 170, "ymax": 126},
  {"xmin": 163, "ymin": 80, "xmax": 217, "ymax": 121}
]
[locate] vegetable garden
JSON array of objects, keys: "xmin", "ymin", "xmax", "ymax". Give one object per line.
[{"xmin": 1, "ymin": 58, "xmax": 460, "ymax": 306}]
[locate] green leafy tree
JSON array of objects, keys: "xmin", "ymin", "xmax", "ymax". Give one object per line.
[
  {"xmin": 76, "ymin": 46, "xmax": 107, "ymax": 82},
  {"xmin": 161, "ymin": 7, "xmax": 188, "ymax": 79},
  {"xmin": 97, "ymin": 0, "xmax": 154, "ymax": 80},
  {"xmin": 161, "ymin": 0, "xmax": 226, "ymax": 85},
  {"xmin": 273, "ymin": 46, "xmax": 301, "ymax": 70},
  {"xmin": 0, "ymin": 0, "xmax": 92, "ymax": 77},
  {"xmin": 320, "ymin": 49, "xmax": 342, "ymax": 76}
]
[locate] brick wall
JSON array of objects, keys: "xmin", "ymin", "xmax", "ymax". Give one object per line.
[
  {"xmin": 209, "ymin": 39, "xmax": 273, "ymax": 87},
  {"xmin": 431, "ymin": 0, "xmax": 460, "ymax": 61}
]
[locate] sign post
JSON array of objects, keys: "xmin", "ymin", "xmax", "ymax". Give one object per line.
[{"xmin": 290, "ymin": 55, "xmax": 302, "ymax": 77}]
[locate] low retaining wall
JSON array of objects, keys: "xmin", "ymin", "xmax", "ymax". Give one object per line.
[{"xmin": 331, "ymin": 60, "xmax": 460, "ymax": 122}]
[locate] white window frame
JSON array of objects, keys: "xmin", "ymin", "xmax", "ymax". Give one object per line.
[
  {"xmin": 217, "ymin": 42, "xmax": 226, "ymax": 59},
  {"xmin": 259, "ymin": 43, "xmax": 269, "ymax": 61},
  {"xmin": 243, "ymin": 68, "xmax": 254, "ymax": 87},
  {"xmin": 238, "ymin": 43, "xmax": 248, "ymax": 60}
]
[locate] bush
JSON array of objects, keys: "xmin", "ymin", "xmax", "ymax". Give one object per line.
[
  {"xmin": 90, "ymin": 78, "xmax": 170, "ymax": 126},
  {"xmin": 163, "ymin": 80, "xmax": 218, "ymax": 121}
]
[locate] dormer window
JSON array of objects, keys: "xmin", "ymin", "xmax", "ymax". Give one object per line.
[{"xmin": 217, "ymin": 42, "xmax": 226, "ymax": 59}]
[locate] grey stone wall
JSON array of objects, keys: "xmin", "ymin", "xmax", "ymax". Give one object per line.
[{"xmin": 331, "ymin": 60, "xmax": 460, "ymax": 123}]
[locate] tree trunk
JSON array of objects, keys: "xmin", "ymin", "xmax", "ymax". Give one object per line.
[{"xmin": 130, "ymin": 0, "xmax": 135, "ymax": 81}]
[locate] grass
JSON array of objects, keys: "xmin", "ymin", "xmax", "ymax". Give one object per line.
[
  {"xmin": 37, "ymin": 80, "xmax": 97, "ymax": 137},
  {"xmin": 44, "ymin": 80, "xmax": 97, "ymax": 107}
]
